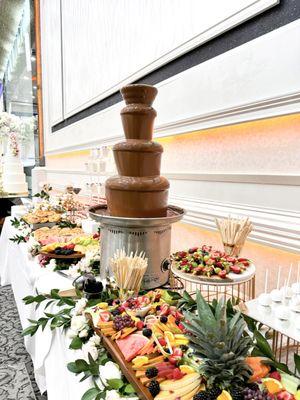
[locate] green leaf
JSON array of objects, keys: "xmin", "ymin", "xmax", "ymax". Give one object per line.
[
  {"xmin": 81, "ymin": 387, "xmax": 99, "ymax": 400},
  {"xmin": 107, "ymin": 378, "xmax": 124, "ymax": 390},
  {"xmin": 294, "ymin": 354, "xmax": 300, "ymax": 375},
  {"xmin": 253, "ymin": 330, "xmax": 274, "ymax": 360},
  {"xmin": 75, "ymin": 359, "xmax": 90, "ymax": 372},
  {"xmin": 50, "ymin": 289, "xmax": 60, "ymax": 299},
  {"xmin": 22, "ymin": 325, "xmax": 38, "ymax": 336},
  {"xmin": 67, "ymin": 362, "xmax": 80, "ymax": 374},
  {"xmin": 61, "ymin": 297, "xmax": 76, "ymax": 306},
  {"xmin": 124, "ymin": 383, "xmax": 135, "ymax": 394},
  {"xmin": 69, "ymin": 336, "xmax": 83, "ymax": 350}
]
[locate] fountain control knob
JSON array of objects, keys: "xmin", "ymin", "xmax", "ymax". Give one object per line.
[{"xmin": 161, "ymin": 258, "xmax": 171, "ymax": 272}]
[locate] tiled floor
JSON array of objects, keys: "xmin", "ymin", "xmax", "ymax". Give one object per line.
[{"xmin": 0, "ymin": 285, "xmax": 47, "ymax": 400}]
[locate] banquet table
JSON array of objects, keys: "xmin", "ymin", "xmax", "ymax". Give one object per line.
[{"xmin": 0, "ymin": 216, "xmax": 94, "ymax": 399}]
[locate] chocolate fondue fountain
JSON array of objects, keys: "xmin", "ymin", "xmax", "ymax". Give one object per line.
[{"xmin": 89, "ymin": 84, "xmax": 184, "ymax": 289}]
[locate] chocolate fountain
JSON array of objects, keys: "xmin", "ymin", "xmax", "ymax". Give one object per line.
[{"xmin": 89, "ymin": 84, "xmax": 184, "ymax": 289}]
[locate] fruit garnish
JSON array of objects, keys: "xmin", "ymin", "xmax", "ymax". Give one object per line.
[
  {"xmin": 132, "ymin": 356, "xmax": 149, "ymax": 367},
  {"xmin": 145, "ymin": 367, "xmax": 158, "ymax": 378},
  {"xmin": 97, "ymin": 302, "xmax": 108, "ymax": 309},
  {"xmin": 143, "ymin": 328, "xmax": 153, "ymax": 338},
  {"xmin": 113, "ymin": 315, "xmax": 135, "ymax": 331},
  {"xmin": 263, "ymin": 378, "xmax": 284, "ymax": 394},
  {"xmin": 172, "ymin": 367, "xmax": 184, "ymax": 380},
  {"xmin": 148, "ymin": 380, "xmax": 160, "ymax": 397},
  {"xmin": 179, "ymin": 365, "xmax": 195, "ymax": 374},
  {"xmin": 136, "ymin": 320, "xmax": 144, "ymax": 330},
  {"xmin": 269, "ymin": 371, "xmax": 282, "ymax": 381},
  {"xmin": 164, "ymin": 331, "xmax": 174, "ymax": 342},
  {"xmin": 217, "ymin": 390, "xmax": 232, "ymax": 400}
]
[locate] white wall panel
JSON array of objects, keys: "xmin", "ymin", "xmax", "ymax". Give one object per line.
[
  {"xmin": 44, "ymin": 19, "xmax": 300, "ymax": 154},
  {"xmin": 61, "ymin": 0, "xmax": 278, "ymax": 117},
  {"xmin": 40, "ymin": 0, "xmax": 63, "ymax": 126}
]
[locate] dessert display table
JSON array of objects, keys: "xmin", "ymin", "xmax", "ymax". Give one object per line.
[
  {"xmin": 244, "ymin": 299, "xmax": 300, "ymax": 371},
  {"xmin": 0, "ymin": 217, "xmax": 92, "ymax": 400}
]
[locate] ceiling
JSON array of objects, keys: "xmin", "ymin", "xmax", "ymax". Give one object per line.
[{"xmin": 0, "ymin": 0, "xmax": 25, "ymax": 78}]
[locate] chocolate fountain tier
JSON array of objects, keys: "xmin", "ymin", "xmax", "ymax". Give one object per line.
[
  {"xmin": 105, "ymin": 175, "xmax": 169, "ymax": 218},
  {"xmin": 121, "ymin": 84, "xmax": 157, "ymax": 106},
  {"xmin": 113, "ymin": 140, "xmax": 163, "ymax": 177},
  {"xmin": 121, "ymin": 85, "xmax": 157, "ymax": 140}
]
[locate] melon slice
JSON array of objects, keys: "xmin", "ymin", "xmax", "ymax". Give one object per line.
[{"xmin": 116, "ymin": 333, "xmax": 150, "ymax": 361}]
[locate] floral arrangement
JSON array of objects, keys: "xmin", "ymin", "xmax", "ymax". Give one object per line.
[
  {"xmin": 0, "ymin": 112, "xmax": 21, "ymax": 139},
  {"xmin": 67, "ymin": 249, "xmax": 100, "ymax": 278},
  {"xmin": 9, "ymin": 217, "xmax": 32, "ymax": 243},
  {"xmin": 8, "ymin": 131, "xmax": 20, "ymax": 156}
]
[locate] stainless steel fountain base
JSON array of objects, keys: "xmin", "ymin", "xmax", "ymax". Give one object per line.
[{"xmin": 89, "ymin": 205, "xmax": 185, "ymax": 289}]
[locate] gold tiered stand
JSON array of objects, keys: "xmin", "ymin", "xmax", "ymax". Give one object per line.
[{"xmin": 170, "ymin": 264, "xmax": 256, "ymax": 303}]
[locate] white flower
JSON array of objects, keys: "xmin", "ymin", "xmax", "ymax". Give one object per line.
[
  {"xmin": 82, "ymin": 342, "xmax": 99, "ymax": 361},
  {"xmin": 48, "ymin": 259, "xmax": 56, "ymax": 268},
  {"xmin": 74, "ymin": 298, "xmax": 88, "ymax": 315},
  {"xmin": 27, "ymin": 235, "xmax": 39, "ymax": 247},
  {"xmin": 67, "ymin": 329, "xmax": 77, "ymax": 339},
  {"xmin": 99, "ymin": 361, "xmax": 122, "ymax": 386},
  {"xmin": 78, "ymin": 328, "xmax": 89, "ymax": 338},
  {"xmin": 105, "ymin": 390, "xmax": 121, "ymax": 400},
  {"xmin": 89, "ymin": 333, "xmax": 101, "ymax": 346},
  {"xmin": 70, "ymin": 314, "xmax": 88, "ymax": 333}
]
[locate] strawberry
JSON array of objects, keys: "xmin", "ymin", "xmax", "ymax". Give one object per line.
[
  {"xmin": 173, "ymin": 348, "xmax": 183, "ymax": 358},
  {"xmin": 169, "ymin": 355, "xmax": 178, "ymax": 365},
  {"xmin": 218, "ymin": 270, "xmax": 227, "ymax": 279},
  {"xmin": 158, "ymin": 338, "xmax": 167, "ymax": 346},
  {"xmin": 269, "ymin": 371, "xmax": 281, "ymax": 381},
  {"xmin": 188, "ymin": 247, "xmax": 198, "ymax": 254},
  {"xmin": 99, "ymin": 311, "xmax": 110, "ymax": 322},
  {"xmin": 178, "ymin": 251, "xmax": 187, "ymax": 258},
  {"xmin": 277, "ymin": 391, "xmax": 294, "ymax": 400},
  {"xmin": 230, "ymin": 265, "xmax": 242, "ymax": 274},
  {"xmin": 136, "ymin": 321, "xmax": 144, "ymax": 330},
  {"xmin": 159, "ymin": 304, "xmax": 170, "ymax": 316}
]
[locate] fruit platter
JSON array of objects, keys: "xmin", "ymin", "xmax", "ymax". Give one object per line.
[
  {"xmin": 171, "ymin": 245, "xmax": 255, "ymax": 284},
  {"xmin": 39, "ymin": 234, "xmax": 100, "ymax": 259},
  {"xmin": 84, "ymin": 288, "xmax": 300, "ymax": 400},
  {"xmin": 33, "ymin": 226, "xmax": 85, "ymax": 245}
]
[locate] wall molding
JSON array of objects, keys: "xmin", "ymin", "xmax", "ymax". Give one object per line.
[
  {"xmin": 43, "ymin": 169, "xmax": 300, "ymax": 186},
  {"xmin": 170, "ymin": 195, "xmax": 300, "ymax": 254},
  {"xmin": 45, "ymin": 90, "xmax": 300, "ymax": 155}
]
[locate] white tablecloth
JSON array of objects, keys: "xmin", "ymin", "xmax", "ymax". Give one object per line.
[{"xmin": 0, "ymin": 217, "xmax": 93, "ymax": 399}]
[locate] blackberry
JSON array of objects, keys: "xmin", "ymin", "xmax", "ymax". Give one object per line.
[
  {"xmin": 156, "ymin": 305, "xmax": 161, "ymax": 311},
  {"xmin": 145, "ymin": 367, "xmax": 158, "ymax": 379},
  {"xmin": 143, "ymin": 328, "xmax": 152, "ymax": 338},
  {"xmin": 148, "ymin": 380, "xmax": 160, "ymax": 397},
  {"xmin": 107, "ymin": 299, "xmax": 114, "ymax": 306},
  {"xmin": 111, "ymin": 309, "xmax": 120, "ymax": 316},
  {"xmin": 230, "ymin": 387, "xmax": 244, "ymax": 400},
  {"xmin": 207, "ymin": 387, "xmax": 222, "ymax": 399},
  {"xmin": 160, "ymin": 316, "xmax": 168, "ymax": 323},
  {"xmin": 193, "ymin": 391, "xmax": 211, "ymax": 400}
]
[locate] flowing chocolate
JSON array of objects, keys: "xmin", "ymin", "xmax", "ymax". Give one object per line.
[{"xmin": 105, "ymin": 84, "xmax": 169, "ymax": 217}]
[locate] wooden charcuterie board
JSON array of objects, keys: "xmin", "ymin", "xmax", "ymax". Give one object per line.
[{"xmin": 94, "ymin": 327, "xmax": 153, "ymax": 400}]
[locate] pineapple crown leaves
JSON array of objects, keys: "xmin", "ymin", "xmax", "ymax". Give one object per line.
[{"xmin": 182, "ymin": 290, "xmax": 253, "ymax": 388}]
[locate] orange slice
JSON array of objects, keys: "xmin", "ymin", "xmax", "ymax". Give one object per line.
[{"xmin": 263, "ymin": 378, "xmax": 284, "ymax": 394}]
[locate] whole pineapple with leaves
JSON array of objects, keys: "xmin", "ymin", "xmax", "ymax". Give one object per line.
[{"xmin": 183, "ymin": 291, "xmax": 253, "ymax": 391}]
